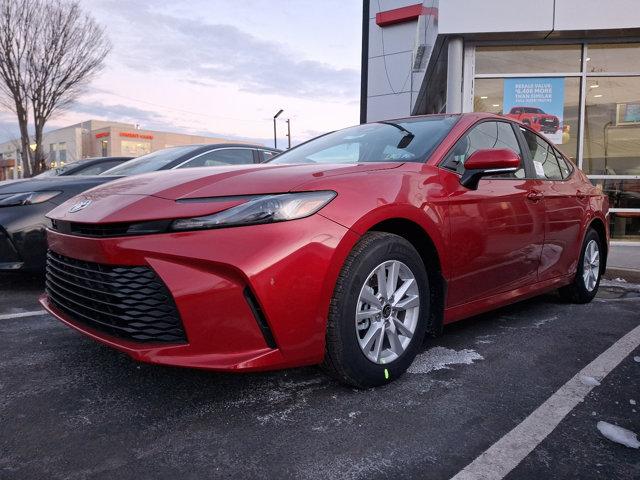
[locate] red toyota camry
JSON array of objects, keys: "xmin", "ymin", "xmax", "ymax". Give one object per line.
[{"xmin": 42, "ymin": 113, "xmax": 609, "ymax": 387}]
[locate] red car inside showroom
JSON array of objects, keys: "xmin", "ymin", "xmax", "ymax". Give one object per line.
[{"xmin": 41, "ymin": 113, "xmax": 609, "ymax": 387}]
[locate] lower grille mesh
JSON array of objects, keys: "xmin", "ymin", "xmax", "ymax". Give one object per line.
[{"xmin": 46, "ymin": 251, "xmax": 186, "ymax": 343}]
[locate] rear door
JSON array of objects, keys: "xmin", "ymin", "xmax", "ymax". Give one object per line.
[
  {"xmin": 518, "ymin": 127, "xmax": 585, "ymax": 281},
  {"xmin": 441, "ymin": 120, "xmax": 546, "ymax": 306}
]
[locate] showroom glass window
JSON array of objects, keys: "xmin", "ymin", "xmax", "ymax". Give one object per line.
[{"xmin": 472, "ymin": 42, "xmax": 640, "ymax": 240}]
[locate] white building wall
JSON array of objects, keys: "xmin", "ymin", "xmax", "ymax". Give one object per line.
[
  {"xmin": 554, "ymin": 0, "xmax": 640, "ymax": 31},
  {"xmin": 438, "ymin": 0, "xmax": 554, "ymax": 35},
  {"xmin": 366, "ymin": 1, "xmax": 422, "ymax": 122}
]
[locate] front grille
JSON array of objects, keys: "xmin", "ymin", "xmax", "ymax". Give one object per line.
[
  {"xmin": 46, "ymin": 251, "xmax": 186, "ymax": 343},
  {"xmin": 69, "ymin": 222, "xmax": 131, "ymax": 237},
  {"xmin": 50, "ymin": 220, "xmax": 171, "ymax": 238}
]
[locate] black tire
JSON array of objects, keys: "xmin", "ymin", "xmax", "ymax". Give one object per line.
[
  {"xmin": 558, "ymin": 228, "xmax": 602, "ymax": 303},
  {"xmin": 322, "ymin": 232, "xmax": 429, "ymax": 388}
]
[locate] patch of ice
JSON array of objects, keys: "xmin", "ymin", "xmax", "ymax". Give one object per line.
[
  {"xmin": 630, "ymin": 399, "xmax": 637, "ymax": 406},
  {"xmin": 533, "ymin": 315, "xmax": 559, "ymax": 328},
  {"xmin": 600, "ymin": 279, "xmax": 640, "ymax": 290},
  {"xmin": 580, "ymin": 375, "xmax": 601, "ymax": 387},
  {"xmin": 407, "ymin": 347, "xmax": 483, "ymax": 374},
  {"xmin": 612, "ymin": 277, "xmax": 628, "ymax": 283},
  {"xmin": 634, "ymin": 356, "xmax": 640, "ymax": 363},
  {"xmin": 597, "ymin": 421, "xmax": 640, "ymax": 449}
]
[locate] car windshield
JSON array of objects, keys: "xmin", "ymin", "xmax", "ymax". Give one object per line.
[
  {"xmin": 100, "ymin": 145, "xmax": 201, "ymax": 176},
  {"xmin": 34, "ymin": 162, "xmax": 84, "ymax": 178},
  {"xmin": 523, "ymin": 107, "xmax": 544, "ymax": 114},
  {"xmin": 269, "ymin": 116, "xmax": 459, "ymax": 165}
]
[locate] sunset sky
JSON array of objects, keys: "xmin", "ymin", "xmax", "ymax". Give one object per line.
[{"xmin": 0, "ymin": 0, "xmax": 362, "ymax": 146}]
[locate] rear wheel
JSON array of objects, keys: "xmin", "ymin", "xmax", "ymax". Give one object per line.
[
  {"xmin": 559, "ymin": 228, "xmax": 602, "ymax": 303},
  {"xmin": 322, "ymin": 232, "xmax": 429, "ymax": 388}
]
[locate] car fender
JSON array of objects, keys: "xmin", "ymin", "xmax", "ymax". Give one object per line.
[{"xmin": 315, "ymin": 200, "xmax": 449, "ymax": 341}]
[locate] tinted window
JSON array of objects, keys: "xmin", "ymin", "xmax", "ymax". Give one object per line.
[
  {"xmin": 441, "ymin": 121, "xmax": 525, "ymax": 178},
  {"xmin": 74, "ymin": 160, "xmax": 123, "ymax": 176},
  {"xmin": 555, "ymin": 152, "xmax": 572, "ymax": 179},
  {"xmin": 101, "ymin": 146, "xmax": 201, "ymax": 176},
  {"xmin": 269, "ymin": 116, "xmax": 459, "ymax": 165},
  {"xmin": 260, "ymin": 150, "xmax": 277, "ymax": 162},
  {"xmin": 521, "ymin": 129, "xmax": 563, "ymax": 180},
  {"xmin": 179, "ymin": 148, "xmax": 255, "ymax": 168}
]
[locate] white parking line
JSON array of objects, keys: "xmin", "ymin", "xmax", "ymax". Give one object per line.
[
  {"xmin": 0, "ymin": 310, "xmax": 47, "ymax": 320},
  {"xmin": 450, "ymin": 323, "xmax": 640, "ymax": 480}
]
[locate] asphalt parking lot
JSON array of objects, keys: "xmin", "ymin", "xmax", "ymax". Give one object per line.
[{"xmin": 1, "ymin": 274, "xmax": 639, "ymax": 479}]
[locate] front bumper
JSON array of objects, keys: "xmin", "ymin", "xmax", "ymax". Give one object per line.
[{"xmin": 41, "ymin": 214, "xmax": 358, "ymax": 371}]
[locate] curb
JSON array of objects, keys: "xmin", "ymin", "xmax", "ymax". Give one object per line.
[{"xmin": 604, "ymin": 267, "xmax": 640, "ymax": 284}]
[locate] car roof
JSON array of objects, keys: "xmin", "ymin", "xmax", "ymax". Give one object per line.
[{"xmin": 374, "ymin": 112, "xmax": 502, "ymax": 124}]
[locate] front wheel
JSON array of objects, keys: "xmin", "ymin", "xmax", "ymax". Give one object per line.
[
  {"xmin": 322, "ymin": 232, "xmax": 429, "ymax": 388},
  {"xmin": 559, "ymin": 228, "xmax": 602, "ymax": 303}
]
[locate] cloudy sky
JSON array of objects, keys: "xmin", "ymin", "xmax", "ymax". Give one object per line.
[{"xmin": 0, "ymin": 0, "xmax": 362, "ymax": 146}]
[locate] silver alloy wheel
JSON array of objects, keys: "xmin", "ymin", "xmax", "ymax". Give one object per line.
[
  {"xmin": 355, "ymin": 260, "xmax": 420, "ymax": 364},
  {"xmin": 582, "ymin": 239, "xmax": 600, "ymax": 292}
]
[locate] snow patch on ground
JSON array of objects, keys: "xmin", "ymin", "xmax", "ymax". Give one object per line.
[
  {"xmin": 407, "ymin": 347, "xmax": 483, "ymax": 374},
  {"xmin": 630, "ymin": 399, "xmax": 637, "ymax": 406},
  {"xmin": 580, "ymin": 375, "xmax": 601, "ymax": 387},
  {"xmin": 634, "ymin": 356, "xmax": 640, "ymax": 363},
  {"xmin": 533, "ymin": 315, "xmax": 559, "ymax": 328},
  {"xmin": 600, "ymin": 279, "xmax": 640, "ymax": 291},
  {"xmin": 597, "ymin": 421, "xmax": 640, "ymax": 449}
]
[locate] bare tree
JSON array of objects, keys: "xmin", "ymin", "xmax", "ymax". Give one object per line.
[
  {"xmin": 0, "ymin": 0, "xmax": 110, "ymax": 176},
  {"xmin": 0, "ymin": 0, "xmax": 36, "ymax": 176}
]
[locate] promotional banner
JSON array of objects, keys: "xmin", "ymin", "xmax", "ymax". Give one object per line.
[{"xmin": 503, "ymin": 77, "xmax": 564, "ymax": 144}]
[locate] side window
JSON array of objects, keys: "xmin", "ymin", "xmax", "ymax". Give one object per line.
[
  {"xmin": 441, "ymin": 121, "xmax": 525, "ymax": 178},
  {"xmin": 555, "ymin": 150, "xmax": 572, "ymax": 179},
  {"xmin": 75, "ymin": 161, "xmax": 121, "ymax": 176},
  {"xmin": 179, "ymin": 148, "xmax": 254, "ymax": 168},
  {"xmin": 520, "ymin": 129, "xmax": 563, "ymax": 180},
  {"xmin": 260, "ymin": 150, "xmax": 277, "ymax": 162}
]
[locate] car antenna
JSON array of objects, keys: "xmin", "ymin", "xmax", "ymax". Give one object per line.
[{"xmin": 376, "ymin": 121, "xmax": 415, "ymax": 148}]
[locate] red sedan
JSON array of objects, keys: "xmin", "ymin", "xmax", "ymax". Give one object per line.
[{"xmin": 41, "ymin": 113, "xmax": 609, "ymax": 387}]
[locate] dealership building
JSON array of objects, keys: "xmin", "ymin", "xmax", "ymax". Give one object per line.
[
  {"xmin": 0, "ymin": 120, "xmax": 244, "ymax": 180},
  {"xmin": 362, "ymin": 0, "xmax": 640, "ymax": 240}
]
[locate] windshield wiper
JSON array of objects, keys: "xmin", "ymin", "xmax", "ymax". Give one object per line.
[{"xmin": 377, "ymin": 121, "xmax": 415, "ymax": 148}]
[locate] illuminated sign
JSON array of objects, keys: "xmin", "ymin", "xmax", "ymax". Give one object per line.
[
  {"xmin": 95, "ymin": 132, "xmax": 109, "ymax": 139},
  {"xmin": 119, "ymin": 132, "xmax": 153, "ymax": 140}
]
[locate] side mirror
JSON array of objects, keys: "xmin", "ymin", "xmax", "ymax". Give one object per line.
[{"xmin": 460, "ymin": 148, "xmax": 521, "ymax": 190}]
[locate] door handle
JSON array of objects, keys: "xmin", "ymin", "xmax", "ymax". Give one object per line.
[{"xmin": 527, "ymin": 190, "xmax": 543, "ymax": 202}]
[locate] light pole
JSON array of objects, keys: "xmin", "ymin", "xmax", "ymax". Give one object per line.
[
  {"xmin": 286, "ymin": 118, "xmax": 291, "ymax": 149},
  {"xmin": 273, "ymin": 109, "xmax": 283, "ymax": 149}
]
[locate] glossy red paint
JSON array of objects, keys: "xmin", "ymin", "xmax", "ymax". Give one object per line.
[
  {"xmin": 464, "ymin": 148, "xmax": 521, "ymax": 170},
  {"xmin": 42, "ymin": 113, "xmax": 609, "ymax": 372}
]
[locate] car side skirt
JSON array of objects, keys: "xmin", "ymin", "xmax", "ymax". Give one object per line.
[{"xmin": 444, "ymin": 273, "xmax": 573, "ymax": 324}]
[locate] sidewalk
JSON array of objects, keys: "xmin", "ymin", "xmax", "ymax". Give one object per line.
[{"xmin": 606, "ymin": 243, "xmax": 640, "ymax": 283}]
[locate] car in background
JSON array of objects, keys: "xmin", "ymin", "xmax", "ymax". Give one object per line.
[
  {"xmin": 505, "ymin": 106, "xmax": 560, "ymax": 134},
  {"xmin": 0, "ymin": 143, "xmax": 281, "ymax": 272},
  {"xmin": 41, "ymin": 113, "xmax": 608, "ymax": 387},
  {"xmin": 34, "ymin": 156, "xmax": 133, "ymax": 178}
]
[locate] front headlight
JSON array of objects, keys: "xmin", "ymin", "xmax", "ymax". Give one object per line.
[
  {"xmin": 171, "ymin": 191, "xmax": 337, "ymax": 231},
  {"xmin": 0, "ymin": 191, "xmax": 61, "ymax": 207}
]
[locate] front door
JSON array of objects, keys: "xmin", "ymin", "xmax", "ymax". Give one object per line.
[{"xmin": 440, "ymin": 120, "xmax": 546, "ymax": 307}]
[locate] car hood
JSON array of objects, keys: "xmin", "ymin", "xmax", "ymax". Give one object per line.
[
  {"xmin": 77, "ymin": 163, "xmax": 403, "ymax": 201},
  {"xmin": 0, "ymin": 175, "xmax": 120, "ymax": 194}
]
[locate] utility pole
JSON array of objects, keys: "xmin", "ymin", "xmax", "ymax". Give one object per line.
[
  {"xmin": 273, "ymin": 109, "xmax": 283, "ymax": 149},
  {"xmin": 286, "ymin": 119, "xmax": 291, "ymax": 149}
]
